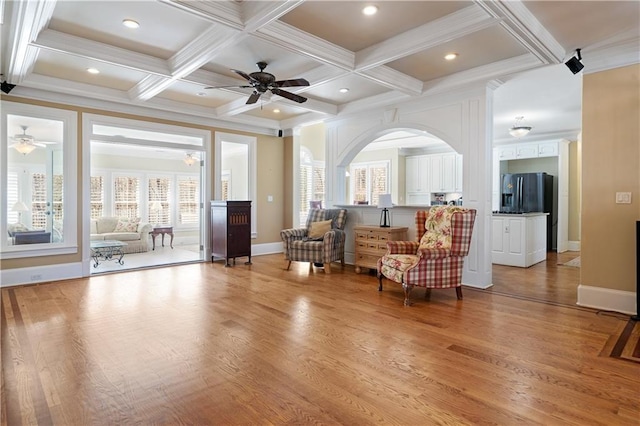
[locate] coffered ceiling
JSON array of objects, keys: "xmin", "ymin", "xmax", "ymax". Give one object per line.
[{"xmin": 2, "ymin": 1, "xmax": 639, "ymax": 139}]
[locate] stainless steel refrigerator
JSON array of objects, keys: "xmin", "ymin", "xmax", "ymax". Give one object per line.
[{"xmin": 500, "ymin": 172, "xmax": 553, "ymax": 214}]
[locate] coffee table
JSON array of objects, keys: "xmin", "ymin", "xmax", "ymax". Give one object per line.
[{"xmin": 90, "ymin": 240, "xmax": 128, "ymax": 268}]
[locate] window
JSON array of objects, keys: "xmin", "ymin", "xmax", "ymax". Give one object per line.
[
  {"xmin": 350, "ymin": 161, "xmax": 390, "ymax": 205},
  {"xmin": 178, "ymin": 176, "xmax": 199, "ymax": 225},
  {"xmin": 90, "ymin": 176, "xmax": 104, "ymax": 219},
  {"xmin": 113, "ymin": 175, "xmax": 140, "ymax": 218},
  {"xmin": 298, "ymin": 148, "xmax": 325, "ymax": 226},
  {"xmin": 148, "ymin": 176, "xmax": 171, "ymax": 225},
  {"xmin": 221, "ymin": 171, "xmax": 230, "ymax": 201}
]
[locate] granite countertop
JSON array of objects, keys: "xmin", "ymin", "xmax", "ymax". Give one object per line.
[{"xmin": 491, "ymin": 212, "xmax": 549, "ymax": 217}]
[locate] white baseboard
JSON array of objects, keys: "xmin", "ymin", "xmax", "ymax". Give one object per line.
[
  {"xmin": 251, "ymin": 242, "xmax": 284, "ymax": 256},
  {"xmin": 567, "ymin": 241, "xmax": 581, "ymax": 251},
  {"xmin": 577, "ymin": 285, "xmax": 636, "ymax": 315},
  {"xmin": 1, "ymin": 262, "xmax": 84, "ymax": 288}
]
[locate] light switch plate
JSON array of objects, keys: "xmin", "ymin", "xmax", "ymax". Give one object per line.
[{"xmin": 615, "ymin": 192, "xmax": 631, "ymax": 204}]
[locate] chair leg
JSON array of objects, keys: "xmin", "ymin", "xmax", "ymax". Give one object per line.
[
  {"xmin": 340, "ymin": 257, "xmax": 345, "ymax": 267},
  {"xmin": 286, "ymin": 260, "xmax": 291, "ymax": 270},
  {"xmin": 309, "ymin": 262, "xmax": 314, "ymax": 272},
  {"xmin": 324, "ymin": 263, "xmax": 331, "ymax": 274},
  {"xmin": 402, "ymin": 283, "xmax": 413, "ymax": 306},
  {"xmin": 378, "ymin": 274, "xmax": 383, "ymax": 291},
  {"xmin": 456, "ymin": 286, "xmax": 463, "ymax": 300},
  {"xmin": 424, "ymin": 289, "xmax": 431, "ymax": 300}
]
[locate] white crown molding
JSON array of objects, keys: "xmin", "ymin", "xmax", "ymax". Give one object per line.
[
  {"xmin": 256, "ymin": 20, "xmax": 355, "ymax": 71},
  {"xmin": 34, "ymin": 29, "xmax": 171, "ymax": 76},
  {"xmin": 128, "ymin": 74, "xmax": 173, "ymax": 101},
  {"xmin": 479, "ymin": 0, "xmax": 565, "ymax": 64},
  {"xmin": 11, "ymin": 76, "xmax": 280, "ymax": 135},
  {"xmin": 355, "ymin": 5, "xmax": 497, "ymax": 70},
  {"xmin": 280, "ymin": 111, "xmax": 328, "ymax": 131},
  {"xmin": 4, "ymin": 0, "xmax": 57, "ymax": 84},
  {"xmin": 357, "ymin": 65, "xmax": 422, "ymax": 96},
  {"xmin": 581, "ymin": 37, "xmax": 640, "ymax": 75}
]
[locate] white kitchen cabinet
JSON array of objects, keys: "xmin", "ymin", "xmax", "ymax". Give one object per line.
[
  {"xmin": 538, "ymin": 141, "xmax": 559, "ymax": 157},
  {"xmin": 494, "ymin": 141, "xmax": 559, "ymax": 161},
  {"xmin": 455, "ymin": 154, "xmax": 463, "ymax": 192},
  {"xmin": 406, "ymin": 155, "xmax": 430, "ymax": 203},
  {"xmin": 492, "ymin": 213, "xmax": 548, "ymax": 267},
  {"xmin": 430, "ymin": 153, "xmax": 458, "ymax": 193}
]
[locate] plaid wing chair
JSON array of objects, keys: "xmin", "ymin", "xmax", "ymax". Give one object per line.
[
  {"xmin": 377, "ymin": 206, "xmax": 476, "ymax": 306},
  {"xmin": 280, "ymin": 208, "xmax": 347, "ymax": 273}
]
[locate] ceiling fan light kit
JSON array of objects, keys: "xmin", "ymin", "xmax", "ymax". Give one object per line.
[
  {"xmin": 14, "ymin": 142, "xmax": 37, "ymax": 155},
  {"xmin": 10, "ymin": 125, "xmax": 53, "ymax": 154},
  {"xmin": 206, "ymin": 62, "xmax": 309, "ymax": 105},
  {"xmin": 509, "ymin": 116, "xmax": 532, "ymax": 138},
  {"xmin": 184, "ymin": 153, "xmax": 198, "ymax": 166}
]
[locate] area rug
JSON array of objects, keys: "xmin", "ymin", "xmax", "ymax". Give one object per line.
[
  {"xmin": 610, "ymin": 319, "xmax": 640, "ymax": 364},
  {"xmin": 562, "ymin": 256, "xmax": 581, "ymax": 267}
]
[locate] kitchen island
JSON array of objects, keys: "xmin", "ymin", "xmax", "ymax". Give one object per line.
[{"xmin": 491, "ymin": 212, "xmax": 549, "ymax": 267}]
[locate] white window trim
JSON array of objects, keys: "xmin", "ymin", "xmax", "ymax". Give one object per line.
[{"xmin": 1, "ymin": 102, "xmax": 78, "ymax": 259}]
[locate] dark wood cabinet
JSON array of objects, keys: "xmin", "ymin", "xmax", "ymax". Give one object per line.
[{"xmin": 210, "ymin": 200, "xmax": 252, "ymax": 266}]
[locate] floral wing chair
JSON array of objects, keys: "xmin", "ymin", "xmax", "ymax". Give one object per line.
[{"xmin": 377, "ymin": 206, "xmax": 476, "ymax": 305}]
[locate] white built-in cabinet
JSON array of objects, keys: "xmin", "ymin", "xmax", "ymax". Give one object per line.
[
  {"xmin": 492, "ymin": 213, "xmax": 548, "ymax": 267},
  {"xmin": 406, "ymin": 152, "xmax": 462, "ymax": 204}
]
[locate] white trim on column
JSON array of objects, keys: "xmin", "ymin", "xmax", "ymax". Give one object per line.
[{"xmin": 577, "ymin": 285, "xmax": 636, "ymax": 315}]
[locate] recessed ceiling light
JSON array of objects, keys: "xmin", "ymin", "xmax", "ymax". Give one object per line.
[
  {"xmin": 87, "ymin": 68, "xmax": 100, "ymax": 74},
  {"xmin": 339, "ymin": 88, "xmax": 349, "ymax": 93},
  {"xmin": 122, "ymin": 19, "xmax": 139, "ymax": 29},
  {"xmin": 273, "ymin": 109, "xmax": 280, "ymax": 113},
  {"xmin": 362, "ymin": 5, "xmax": 378, "ymax": 16},
  {"xmin": 444, "ymin": 53, "xmax": 458, "ymax": 61}
]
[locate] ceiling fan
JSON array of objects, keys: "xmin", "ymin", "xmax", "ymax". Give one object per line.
[
  {"xmin": 10, "ymin": 125, "xmax": 56, "ymax": 155},
  {"xmin": 206, "ymin": 61, "xmax": 309, "ymax": 104}
]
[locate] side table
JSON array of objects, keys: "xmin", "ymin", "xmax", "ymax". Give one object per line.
[
  {"xmin": 151, "ymin": 226, "xmax": 174, "ymax": 250},
  {"xmin": 354, "ymin": 225, "xmax": 408, "ymax": 273}
]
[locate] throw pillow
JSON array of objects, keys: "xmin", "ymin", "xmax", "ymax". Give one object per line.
[
  {"xmin": 308, "ymin": 220, "xmax": 332, "ymax": 240},
  {"xmin": 113, "ymin": 217, "xmax": 140, "ymax": 233}
]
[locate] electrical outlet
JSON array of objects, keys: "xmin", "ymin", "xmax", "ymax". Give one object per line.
[{"xmin": 615, "ymin": 192, "xmax": 631, "ymax": 204}]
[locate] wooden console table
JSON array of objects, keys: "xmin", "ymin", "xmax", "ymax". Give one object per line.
[
  {"xmin": 354, "ymin": 225, "xmax": 408, "ymax": 273},
  {"xmin": 151, "ymin": 226, "xmax": 174, "ymax": 250}
]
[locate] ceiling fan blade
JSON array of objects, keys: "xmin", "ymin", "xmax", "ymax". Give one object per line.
[
  {"xmin": 205, "ymin": 85, "xmax": 252, "ymax": 89},
  {"xmin": 246, "ymin": 92, "xmax": 261, "ymax": 104},
  {"xmin": 232, "ymin": 69, "xmax": 254, "ymax": 82},
  {"xmin": 271, "ymin": 88, "xmax": 307, "ymax": 103},
  {"xmin": 274, "ymin": 78, "xmax": 310, "ymax": 88}
]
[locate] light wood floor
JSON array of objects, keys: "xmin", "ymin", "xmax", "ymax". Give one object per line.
[{"xmin": 2, "ymin": 254, "xmax": 638, "ymax": 425}]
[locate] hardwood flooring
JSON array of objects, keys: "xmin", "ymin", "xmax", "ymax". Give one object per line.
[{"xmin": 2, "ymin": 254, "xmax": 638, "ymax": 425}]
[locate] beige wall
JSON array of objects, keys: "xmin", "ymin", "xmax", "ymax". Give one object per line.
[
  {"xmin": 1, "ymin": 94, "xmax": 285, "ymax": 269},
  {"xmin": 568, "ymin": 140, "xmax": 581, "ymax": 242},
  {"xmin": 582, "ymin": 64, "xmax": 640, "ymax": 292}
]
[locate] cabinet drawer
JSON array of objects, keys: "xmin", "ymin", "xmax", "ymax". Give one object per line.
[
  {"xmin": 355, "ymin": 231, "xmax": 369, "ymax": 240},
  {"xmin": 356, "ymin": 253, "xmax": 382, "ymax": 267}
]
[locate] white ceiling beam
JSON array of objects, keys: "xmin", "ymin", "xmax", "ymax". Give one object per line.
[
  {"xmin": 215, "ymin": 97, "xmax": 262, "ymax": 117},
  {"xmin": 159, "ymin": 0, "xmax": 244, "ymax": 29},
  {"xmin": 241, "ymin": 0, "xmax": 306, "ymax": 33},
  {"xmin": 4, "ymin": 0, "xmax": 57, "ymax": 84},
  {"xmin": 34, "ymin": 29, "xmax": 171, "ymax": 76},
  {"xmin": 130, "ymin": 25, "xmax": 245, "ymax": 101},
  {"xmin": 356, "ymin": 5, "xmax": 498, "ymax": 70},
  {"xmin": 280, "ymin": 111, "xmax": 328, "ymax": 130},
  {"xmin": 255, "ymin": 20, "xmax": 355, "ymax": 70},
  {"xmin": 357, "ymin": 66, "xmax": 423, "ymax": 96},
  {"xmin": 338, "ymin": 91, "xmax": 411, "ymax": 116},
  {"xmin": 422, "ymin": 53, "xmax": 543, "ymax": 95},
  {"xmin": 477, "ymin": 0, "xmax": 566, "ymax": 64}
]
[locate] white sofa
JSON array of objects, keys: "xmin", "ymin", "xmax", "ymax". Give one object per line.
[{"xmin": 90, "ymin": 217, "xmax": 153, "ymax": 254}]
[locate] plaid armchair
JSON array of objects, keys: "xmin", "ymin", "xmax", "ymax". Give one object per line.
[
  {"xmin": 377, "ymin": 206, "xmax": 476, "ymax": 306},
  {"xmin": 280, "ymin": 208, "xmax": 347, "ymax": 273}
]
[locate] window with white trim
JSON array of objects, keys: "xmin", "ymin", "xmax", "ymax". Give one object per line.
[
  {"xmin": 113, "ymin": 175, "xmax": 140, "ymax": 218},
  {"xmin": 148, "ymin": 176, "xmax": 171, "ymax": 225},
  {"xmin": 350, "ymin": 161, "xmax": 390, "ymax": 206},
  {"xmin": 90, "ymin": 175, "xmax": 104, "ymax": 219},
  {"xmin": 298, "ymin": 148, "xmax": 325, "ymax": 226},
  {"xmin": 178, "ymin": 176, "xmax": 199, "ymax": 225}
]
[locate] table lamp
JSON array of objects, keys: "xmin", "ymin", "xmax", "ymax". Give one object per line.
[
  {"xmin": 11, "ymin": 201, "xmax": 29, "ymax": 223},
  {"xmin": 377, "ymin": 194, "xmax": 393, "ymax": 228}
]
